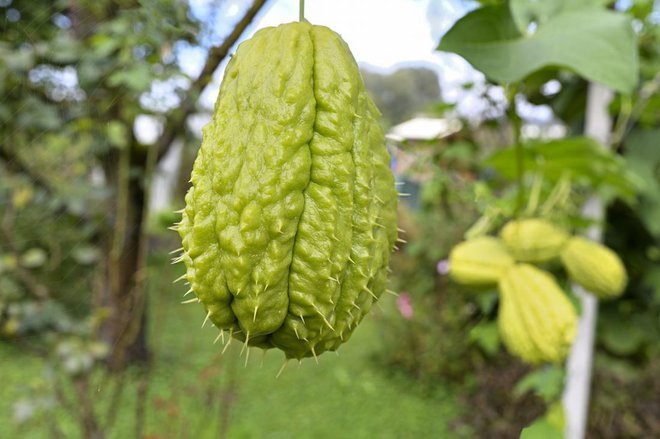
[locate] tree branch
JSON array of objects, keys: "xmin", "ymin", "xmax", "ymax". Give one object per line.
[{"xmin": 155, "ymin": 0, "xmax": 269, "ymax": 162}]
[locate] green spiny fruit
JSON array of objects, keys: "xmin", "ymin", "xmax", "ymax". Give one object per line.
[
  {"xmin": 560, "ymin": 236, "xmax": 627, "ymax": 299},
  {"xmin": 448, "ymin": 236, "xmax": 514, "ymax": 287},
  {"xmin": 500, "ymin": 218, "xmax": 569, "ymax": 263},
  {"xmin": 176, "ymin": 22, "xmax": 398, "ymax": 360},
  {"xmin": 498, "ymin": 264, "xmax": 577, "ymax": 364}
]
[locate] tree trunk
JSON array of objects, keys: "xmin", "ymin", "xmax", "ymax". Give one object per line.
[
  {"xmin": 90, "ymin": 0, "xmax": 270, "ymax": 371},
  {"xmin": 96, "ymin": 147, "xmax": 151, "ymax": 371}
]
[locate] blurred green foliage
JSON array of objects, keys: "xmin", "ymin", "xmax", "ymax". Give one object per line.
[
  {"xmin": 0, "ymin": 0, "xmax": 201, "ymax": 340},
  {"xmin": 0, "ymin": 258, "xmax": 462, "ymax": 438},
  {"xmin": 486, "ymin": 136, "xmax": 640, "ymax": 204},
  {"xmin": 375, "ymin": 140, "xmax": 482, "ymax": 381},
  {"xmin": 378, "ymin": 1, "xmax": 660, "ymax": 438},
  {"xmin": 1, "ymin": 0, "xmax": 246, "ymax": 436},
  {"xmin": 361, "ymin": 67, "xmax": 441, "ymax": 127},
  {"xmin": 1, "ymin": 0, "xmax": 658, "ymax": 437}
]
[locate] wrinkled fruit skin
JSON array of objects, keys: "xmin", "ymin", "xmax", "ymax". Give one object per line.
[
  {"xmin": 560, "ymin": 236, "xmax": 627, "ymax": 299},
  {"xmin": 177, "ymin": 22, "xmax": 398, "ymax": 359},
  {"xmin": 498, "ymin": 264, "xmax": 577, "ymax": 364},
  {"xmin": 500, "ymin": 218, "xmax": 569, "ymax": 263},
  {"xmin": 449, "ymin": 236, "xmax": 514, "ymax": 287}
]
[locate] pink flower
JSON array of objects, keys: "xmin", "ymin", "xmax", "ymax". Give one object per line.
[{"xmin": 396, "ymin": 292, "xmax": 414, "ymax": 320}]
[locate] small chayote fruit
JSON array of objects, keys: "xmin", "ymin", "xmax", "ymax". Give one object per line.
[
  {"xmin": 500, "ymin": 218, "xmax": 569, "ymax": 263},
  {"xmin": 560, "ymin": 236, "xmax": 627, "ymax": 299},
  {"xmin": 176, "ymin": 22, "xmax": 398, "ymax": 360},
  {"xmin": 498, "ymin": 264, "xmax": 577, "ymax": 364},
  {"xmin": 448, "ymin": 236, "xmax": 514, "ymax": 287}
]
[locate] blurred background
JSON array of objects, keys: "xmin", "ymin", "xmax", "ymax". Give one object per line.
[{"xmin": 1, "ymin": 0, "xmax": 659, "ymax": 438}]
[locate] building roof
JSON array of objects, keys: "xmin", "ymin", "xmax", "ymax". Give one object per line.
[{"xmin": 386, "ymin": 117, "xmax": 462, "ymax": 142}]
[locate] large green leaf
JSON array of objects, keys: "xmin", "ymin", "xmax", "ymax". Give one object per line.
[
  {"xmin": 485, "ymin": 137, "xmax": 639, "ymax": 202},
  {"xmin": 509, "ymin": 0, "xmax": 610, "ymax": 34},
  {"xmin": 509, "ymin": 0, "xmax": 563, "ymax": 33},
  {"xmin": 437, "ymin": 4, "xmax": 638, "ymax": 93}
]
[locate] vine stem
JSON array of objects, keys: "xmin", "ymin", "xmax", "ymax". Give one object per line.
[
  {"xmin": 611, "ymin": 71, "xmax": 660, "ymax": 150},
  {"xmin": 507, "ymin": 85, "xmax": 525, "ymax": 214},
  {"xmin": 299, "ymin": 0, "xmax": 305, "ymax": 21}
]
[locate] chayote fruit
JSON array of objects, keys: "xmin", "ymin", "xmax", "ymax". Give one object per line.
[
  {"xmin": 498, "ymin": 264, "xmax": 577, "ymax": 364},
  {"xmin": 448, "ymin": 236, "xmax": 514, "ymax": 287},
  {"xmin": 560, "ymin": 236, "xmax": 627, "ymax": 299},
  {"xmin": 176, "ymin": 22, "xmax": 397, "ymax": 359},
  {"xmin": 500, "ymin": 218, "xmax": 569, "ymax": 263}
]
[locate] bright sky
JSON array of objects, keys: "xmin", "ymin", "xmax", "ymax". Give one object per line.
[
  {"xmin": 257, "ymin": 0, "xmax": 439, "ymax": 69},
  {"xmin": 184, "ymin": 0, "xmax": 494, "ymax": 115}
]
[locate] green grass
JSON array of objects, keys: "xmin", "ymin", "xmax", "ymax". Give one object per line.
[{"xmin": 0, "ymin": 257, "xmax": 462, "ymax": 438}]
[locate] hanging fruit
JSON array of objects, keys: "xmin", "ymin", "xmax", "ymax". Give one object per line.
[{"xmin": 175, "ymin": 21, "xmax": 398, "ymax": 360}]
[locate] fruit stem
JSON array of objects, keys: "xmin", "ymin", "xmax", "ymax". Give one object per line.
[
  {"xmin": 299, "ymin": 0, "xmax": 305, "ymax": 21},
  {"xmin": 507, "ymin": 84, "xmax": 524, "ymax": 215}
]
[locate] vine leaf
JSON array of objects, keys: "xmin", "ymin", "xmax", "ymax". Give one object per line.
[
  {"xmin": 509, "ymin": 0, "xmax": 610, "ymax": 34},
  {"xmin": 437, "ymin": 4, "xmax": 638, "ymax": 94},
  {"xmin": 485, "ymin": 136, "xmax": 640, "ymax": 203}
]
